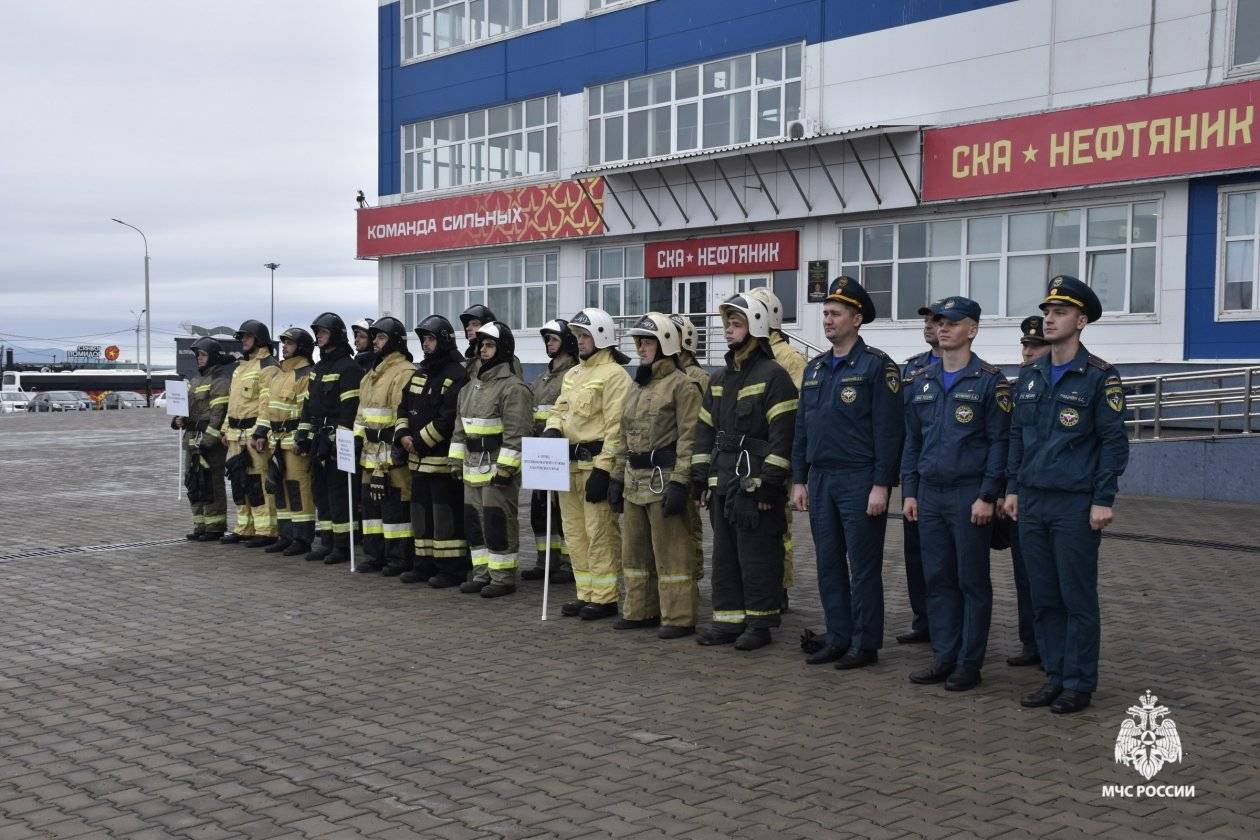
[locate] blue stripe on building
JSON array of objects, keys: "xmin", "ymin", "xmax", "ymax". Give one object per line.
[
  {"xmin": 1186, "ymin": 173, "xmax": 1260, "ymax": 360},
  {"xmin": 378, "ymin": 0, "xmax": 1018, "ymax": 195}
]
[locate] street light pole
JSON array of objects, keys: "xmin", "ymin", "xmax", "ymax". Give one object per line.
[
  {"xmin": 131, "ymin": 309, "xmax": 146, "ymax": 365},
  {"xmin": 264, "ymin": 263, "xmax": 280, "ymax": 341},
  {"xmin": 112, "ymin": 219, "xmax": 152, "ymax": 406}
]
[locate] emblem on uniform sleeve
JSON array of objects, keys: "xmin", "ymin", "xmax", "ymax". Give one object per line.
[
  {"xmin": 1059, "ymin": 406, "xmax": 1080, "ymax": 427},
  {"xmin": 840, "ymin": 386, "xmax": 858, "ymax": 404},
  {"xmin": 954, "ymin": 404, "xmax": 975, "ymax": 424},
  {"xmin": 996, "ymin": 387, "xmax": 1012, "ymax": 413},
  {"xmin": 1106, "ymin": 386, "xmax": 1125, "ymax": 412},
  {"xmin": 885, "ymin": 366, "xmax": 900, "ymax": 394}
]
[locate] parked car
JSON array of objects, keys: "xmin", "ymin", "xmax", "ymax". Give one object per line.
[
  {"xmin": 70, "ymin": 391, "xmax": 96, "ymax": 410},
  {"xmin": 0, "ymin": 392, "xmax": 30, "ymax": 413},
  {"xmin": 153, "ymin": 392, "xmax": 168, "ymax": 409},
  {"xmin": 28, "ymin": 391, "xmax": 90, "ymax": 412},
  {"xmin": 101, "ymin": 391, "xmax": 147, "ymax": 409}
]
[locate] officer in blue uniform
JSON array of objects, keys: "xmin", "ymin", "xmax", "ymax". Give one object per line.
[
  {"xmin": 901, "ymin": 297, "xmax": 1010, "ymax": 692},
  {"xmin": 896, "ymin": 309, "xmax": 941, "ymax": 645},
  {"xmin": 791, "ymin": 276, "xmax": 903, "ymax": 670},
  {"xmin": 1004, "ymin": 276, "xmax": 1129, "ymax": 714}
]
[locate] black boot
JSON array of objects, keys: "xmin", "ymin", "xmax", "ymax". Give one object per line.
[
  {"xmin": 480, "ymin": 583, "xmax": 516, "ymax": 598},
  {"xmin": 520, "ymin": 566, "xmax": 545, "ymax": 581},
  {"xmin": 186, "ymin": 531, "xmax": 202, "ymax": 541},
  {"xmin": 696, "ymin": 626, "xmax": 741, "ymax": 646},
  {"xmin": 353, "ymin": 560, "xmax": 384, "ymax": 573},
  {"xmin": 219, "ymin": 533, "xmax": 245, "ymax": 544},
  {"xmin": 304, "ymin": 541, "xmax": 332, "ymax": 562},
  {"xmin": 264, "ymin": 537, "xmax": 293, "ymax": 554},
  {"xmin": 658, "ymin": 625, "xmax": 695, "ymax": 640},
  {"xmin": 734, "ymin": 627, "xmax": 772, "ymax": 651},
  {"xmin": 323, "ymin": 547, "xmax": 349, "ymax": 564},
  {"xmin": 614, "ymin": 617, "xmax": 660, "ymax": 630},
  {"xmin": 245, "ymin": 536, "xmax": 278, "ymax": 548},
  {"xmin": 560, "ymin": 600, "xmax": 586, "ymax": 617},
  {"xmin": 460, "ymin": 579, "xmax": 488, "ymax": 594},
  {"xmin": 282, "ymin": 540, "xmax": 309, "ymax": 557},
  {"xmin": 428, "ymin": 573, "xmax": 463, "ymax": 589},
  {"xmin": 579, "ymin": 602, "xmax": 618, "ymax": 621},
  {"xmin": 399, "ymin": 568, "xmax": 427, "ymax": 583},
  {"xmin": 549, "ymin": 567, "xmax": 575, "ymax": 584},
  {"xmin": 199, "ymin": 532, "xmax": 224, "ymax": 542},
  {"xmin": 381, "ymin": 562, "xmax": 410, "ymax": 577}
]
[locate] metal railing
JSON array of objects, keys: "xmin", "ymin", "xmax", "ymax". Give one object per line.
[
  {"xmin": 1124, "ymin": 365, "xmax": 1259, "ymax": 441},
  {"xmin": 612, "ymin": 312, "xmax": 822, "ymax": 366}
]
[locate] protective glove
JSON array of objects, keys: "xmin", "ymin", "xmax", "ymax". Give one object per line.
[
  {"xmin": 662, "ymin": 481, "xmax": 688, "ymax": 517},
  {"xmin": 368, "ymin": 470, "xmax": 387, "ymax": 502},
  {"xmin": 491, "ymin": 470, "xmax": 514, "ymax": 488},
  {"xmin": 585, "ymin": 468, "xmax": 611, "ymax": 504},
  {"xmin": 756, "ymin": 481, "xmax": 786, "ymax": 508},
  {"xmin": 265, "ymin": 452, "xmax": 283, "ymax": 496},
  {"xmin": 607, "ymin": 479, "xmax": 624, "ymax": 514},
  {"xmin": 729, "ymin": 492, "xmax": 761, "ymax": 531},
  {"xmin": 170, "ymin": 418, "xmax": 181, "ymax": 431},
  {"xmin": 691, "ymin": 479, "xmax": 708, "ymax": 502},
  {"xmin": 293, "ymin": 429, "xmax": 312, "ymax": 456},
  {"xmin": 800, "ymin": 628, "xmax": 827, "ymax": 655},
  {"xmin": 541, "ymin": 428, "xmax": 563, "ymax": 439}
]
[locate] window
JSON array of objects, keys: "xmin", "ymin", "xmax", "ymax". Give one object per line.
[
  {"xmin": 1218, "ymin": 186, "xmax": 1260, "ymax": 316},
  {"xmin": 588, "ymin": 0, "xmax": 641, "ymax": 10},
  {"xmin": 403, "ymin": 0, "xmax": 558, "ymax": 61},
  {"xmin": 587, "ymin": 44, "xmax": 802, "ymax": 166},
  {"xmin": 839, "ymin": 200, "xmax": 1159, "ymax": 321},
  {"xmin": 403, "ymin": 253, "xmax": 558, "ymax": 331},
  {"xmin": 736, "ymin": 271, "xmax": 799, "ymax": 325},
  {"xmin": 402, "ymin": 95, "xmax": 558, "ymax": 193},
  {"xmin": 1232, "ymin": 0, "xmax": 1260, "ymax": 71},
  {"xmin": 584, "ymin": 245, "xmax": 670, "ymax": 317}
]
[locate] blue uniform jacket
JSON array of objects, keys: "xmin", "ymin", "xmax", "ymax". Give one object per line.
[
  {"xmin": 791, "ymin": 336, "xmax": 903, "ymax": 487},
  {"xmin": 1006, "ymin": 345, "xmax": 1129, "ymax": 507},
  {"xmin": 901, "ymin": 349, "xmax": 938, "ymax": 396},
  {"xmin": 900, "ymin": 353, "xmax": 1010, "ymax": 500}
]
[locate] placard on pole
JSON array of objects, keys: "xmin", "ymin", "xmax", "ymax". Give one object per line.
[
  {"xmin": 520, "ymin": 436, "xmax": 571, "ymax": 621},
  {"xmin": 165, "ymin": 379, "xmax": 189, "ymax": 500},
  {"xmin": 335, "ymin": 427, "xmax": 358, "ymax": 572}
]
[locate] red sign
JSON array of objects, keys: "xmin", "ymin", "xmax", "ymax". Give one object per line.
[
  {"xmin": 357, "ymin": 178, "xmax": 605, "ymax": 257},
  {"xmin": 104, "ymin": 345, "xmax": 120, "ymax": 361},
  {"xmin": 923, "ymin": 80, "xmax": 1260, "ymax": 201},
  {"xmin": 645, "ymin": 231, "xmax": 799, "ymax": 278}
]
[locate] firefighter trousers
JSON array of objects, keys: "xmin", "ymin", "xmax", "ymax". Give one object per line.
[
  {"xmin": 464, "ymin": 478, "xmax": 519, "ymax": 586},
  {"xmin": 558, "ymin": 465, "xmax": 621, "ymax": 605},
  {"xmin": 411, "ymin": 472, "xmax": 470, "ymax": 580},
  {"xmin": 621, "ymin": 498, "xmax": 698, "ymax": 628},
  {"xmin": 274, "ymin": 448, "xmax": 315, "ymax": 544},
  {"xmin": 529, "ymin": 489, "xmax": 570, "ymax": 573},
  {"xmin": 708, "ymin": 493, "xmax": 785, "ymax": 632},
  {"xmin": 228, "ymin": 438, "xmax": 277, "ymax": 537},
  {"xmin": 188, "ymin": 445, "xmax": 227, "ymax": 534},
  {"xmin": 687, "ymin": 501, "xmax": 704, "ymax": 581},
  {"xmin": 361, "ymin": 467, "xmax": 412, "ymax": 568},
  {"xmin": 311, "ymin": 455, "xmax": 354, "ymax": 551}
]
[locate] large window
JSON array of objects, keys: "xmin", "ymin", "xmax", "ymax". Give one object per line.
[
  {"xmin": 402, "ymin": 95, "xmax": 558, "ymax": 193},
  {"xmin": 1218, "ymin": 185, "xmax": 1260, "ymax": 317},
  {"xmin": 584, "ymin": 245, "xmax": 671, "ymax": 317},
  {"xmin": 737, "ymin": 272, "xmax": 798, "ymax": 325},
  {"xmin": 839, "ymin": 200, "xmax": 1159, "ymax": 321},
  {"xmin": 404, "ymin": 253, "xmax": 558, "ymax": 331},
  {"xmin": 588, "ymin": 0, "xmax": 642, "ymax": 10},
  {"xmin": 403, "ymin": 0, "xmax": 558, "ymax": 61},
  {"xmin": 1232, "ymin": 0, "xmax": 1260, "ymax": 71},
  {"xmin": 587, "ymin": 45, "xmax": 802, "ymax": 166}
]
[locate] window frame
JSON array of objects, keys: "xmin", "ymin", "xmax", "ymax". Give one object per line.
[
  {"xmin": 585, "ymin": 0, "xmax": 654, "ymax": 15},
  {"xmin": 837, "ymin": 194, "xmax": 1163, "ymax": 324},
  {"xmin": 402, "ymin": 251, "xmax": 559, "ymax": 331},
  {"xmin": 1228, "ymin": 0, "xmax": 1260, "ymax": 77},
  {"xmin": 1216, "ymin": 182, "xmax": 1260, "ymax": 320},
  {"xmin": 583, "ymin": 244, "xmax": 675, "ymax": 318},
  {"xmin": 401, "ymin": 0, "xmax": 560, "ymax": 64}
]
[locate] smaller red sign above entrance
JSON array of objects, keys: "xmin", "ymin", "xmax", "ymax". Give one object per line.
[{"xmin": 645, "ymin": 231, "xmax": 799, "ymax": 278}]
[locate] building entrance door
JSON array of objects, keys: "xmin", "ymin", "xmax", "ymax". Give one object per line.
[{"xmin": 673, "ymin": 278, "xmax": 709, "ymax": 356}]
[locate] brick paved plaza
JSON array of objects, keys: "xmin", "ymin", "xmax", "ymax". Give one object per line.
[{"xmin": 1, "ymin": 410, "xmax": 1257, "ymax": 839}]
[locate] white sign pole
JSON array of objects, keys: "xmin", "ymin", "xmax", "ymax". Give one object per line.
[
  {"xmin": 166, "ymin": 379, "xmax": 190, "ymax": 501},
  {"xmin": 335, "ymin": 428, "xmax": 358, "ymax": 573},
  {"xmin": 177, "ymin": 432, "xmax": 183, "ymax": 500},
  {"xmin": 520, "ymin": 437, "xmax": 571, "ymax": 622},
  {"xmin": 347, "ymin": 472, "xmax": 356, "ymax": 573},
  {"xmin": 541, "ymin": 491, "xmax": 552, "ymax": 621}
]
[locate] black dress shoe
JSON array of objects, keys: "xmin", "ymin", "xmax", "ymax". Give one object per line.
[
  {"xmin": 520, "ymin": 566, "xmax": 545, "ymax": 581},
  {"xmin": 805, "ymin": 643, "xmax": 848, "ymax": 665},
  {"xmin": 1050, "ymin": 690, "xmax": 1091, "ymax": 714},
  {"xmin": 427, "ymin": 573, "xmax": 462, "ymax": 589},
  {"xmin": 614, "ymin": 617, "xmax": 660, "ymax": 630},
  {"xmin": 1006, "ymin": 648, "xmax": 1042, "ymax": 667},
  {"xmin": 353, "ymin": 560, "xmax": 384, "ymax": 574},
  {"xmin": 199, "ymin": 532, "xmax": 224, "ymax": 542},
  {"xmin": 185, "ymin": 531, "xmax": 202, "ymax": 541},
  {"xmin": 219, "ymin": 533, "xmax": 245, "ymax": 544},
  {"xmin": 263, "ymin": 537, "xmax": 292, "ymax": 554},
  {"xmin": 579, "ymin": 602, "xmax": 618, "ymax": 621},
  {"xmin": 459, "ymin": 579, "xmax": 488, "ymax": 594},
  {"xmin": 658, "ymin": 625, "xmax": 695, "ymax": 640},
  {"xmin": 245, "ymin": 536, "xmax": 277, "ymax": 548},
  {"xmin": 560, "ymin": 600, "xmax": 586, "ymax": 617},
  {"xmin": 322, "ymin": 549, "xmax": 349, "ymax": 564},
  {"xmin": 896, "ymin": 629, "xmax": 931, "ymax": 644},
  {"xmin": 1020, "ymin": 681, "xmax": 1063, "ymax": 708},
  {"xmin": 734, "ymin": 627, "xmax": 772, "ymax": 651},
  {"xmin": 944, "ymin": 669, "xmax": 982, "ymax": 692},
  {"xmin": 909, "ymin": 662, "xmax": 955, "ymax": 684},
  {"xmin": 480, "ymin": 583, "xmax": 516, "ymax": 598},
  {"xmin": 695, "ymin": 626, "xmax": 742, "ymax": 646},
  {"xmin": 835, "ymin": 648, "xmax": 878, "ymax": 670}
]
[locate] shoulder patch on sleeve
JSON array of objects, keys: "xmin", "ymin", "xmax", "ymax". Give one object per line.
[{"xmin": 884, "ymin": 361, "xmax": 900, "ymax": 394}]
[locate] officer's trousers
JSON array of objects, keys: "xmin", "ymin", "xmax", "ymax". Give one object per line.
[
  {"xmin": 274, "ymin": 448, "xmax": 315, "ymax": 545},
  {"xmin": 558, "ymin": 465, "xmax": 621, "ymax": 605},
  {"xmin": 621, "ymin": 498, "xmax": 698, "ymax": 628},
  {"xmin": 464, "ymin": 478, "xmax": 519, "ymax": 585},
  {"xmin": 806, "ymin": 467, "xmax": 886, "ymax": 650},
  {"xmin": 188, "ymin": 445, "xmax": 227, "ymax": 534},
  {"xmin": 1009, "ymin": 522, "xmax": 1037, "ymax": 651},
  {"xmin": 708, "ymin": 493, "xmax": 785, "ymax": 631},
  {"xmin": 917, "ymin": 481, "xmax": 993, "ymax": 672},
  {"xmin": 228, "ymin": 438, "xmax": 277, "ymax": 538},
  {"xmin": 311, "ymin": 454, "xmax": 354, "ymax": 552},
  {"xmin": 1018, "ymin": 488, "xmax": 1100, "ymax": 693},
  {"xmin": 902, "ymin": 518, "xmax": 930, "ymax": 635},
  {"xmin": 411, "ymin": 472, "xmax": 470, "ymax": 580},
  {"xmin": 529, "ymin": 489, "xmax": 570, "ymax": 573},
  {"xmin": 361, "ymin": 467, "xmax": 412, "ymax": 568}
]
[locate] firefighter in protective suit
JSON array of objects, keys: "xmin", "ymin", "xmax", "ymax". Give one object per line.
[
  {"xmin": 352, "ymin": 317, "xmax": 375, "ymax": 372},
  {"xmin": 521, "ymin": 318, "xmax": 578, "ymax": 584},
  {"xmin": 221, "ymin": 319, "xmax": 281, "ymax": 546},
  {"xmin": 298, "ymin": 312, "xmax": 363, "ymax": 564},
  {"xmin": 251, "ymin": 327, "xmax": 317, "ymax": 557},
  {"xmin": 396, "ymin": 315, "xmax": 471, "ymax": 588},
  {"xmin": 670, "ymin": 314, "xmax": 709, "ymax": 581},
  {"xmin": 176, "ymin": 337, "xmax": 233, "ymax": 541},
  {"xmin": 543, "ymin": 308, "xmax": 633, "ymax": 621},
  {"xmin": 743, "ymin": 286, "xmax": 805, "ymax": 609},
  {"xmin": 352, "ymin": 317, "xmax": 416, "ymax": 574},
  {"xmin": 693, "ymin": 294, "xmax": 799, "ymax": 650},
  {"xmin": 447, "ymin": 322, "xmax": 533, "ymax": 597},
  {"xmin": 613, "ymin": 313, "xmax": 702, "ymax": 638}
]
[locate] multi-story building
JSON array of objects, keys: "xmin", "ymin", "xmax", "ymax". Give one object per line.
[{"xmin": 361, "ymin": 0, "xmax": 1260, "ymax": 370}]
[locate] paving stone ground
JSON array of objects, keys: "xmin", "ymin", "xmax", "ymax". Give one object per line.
[{"xmin": 1, "ymin": 409, "xmax": 1257, "ymax": 839}]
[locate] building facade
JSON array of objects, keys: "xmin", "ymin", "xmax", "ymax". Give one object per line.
[{"xmin": 364, "ymin": 0, "xmax": 1260, "ymax": 369}]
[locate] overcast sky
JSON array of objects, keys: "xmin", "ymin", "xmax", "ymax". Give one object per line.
[{"xmin": 0, "ymin": 1, "xmax": 379, "ymax": 365}]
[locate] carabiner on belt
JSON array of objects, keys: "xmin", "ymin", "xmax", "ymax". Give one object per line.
[
  {"xmin": 649, "ymin": 465, "xmax": 666, "ymax": 494},
  {"xmin": 734, "ymin": 435, "xmax": 751, "ymax": 478}
]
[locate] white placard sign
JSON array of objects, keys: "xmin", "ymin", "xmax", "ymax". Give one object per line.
[
  {"xmin": 335, "ymin": 428, "xmax": 357, "ymax": 473},
  {"xmin": 164, "ymin": 379, "xmax": 189, "ymax": 417},
  {"xmin": 521, "ymin": 436, "xmax": 571, "ymax": 491}
]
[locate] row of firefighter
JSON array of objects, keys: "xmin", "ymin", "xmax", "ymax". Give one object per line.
[{"xmin": 175, "ymin": 271, "xmax": 1126, "ymax": 715}]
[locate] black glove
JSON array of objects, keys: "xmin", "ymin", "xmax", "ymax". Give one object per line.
[
  {"xmin": 492, "ymin": 470, "xmax": 514, "ymax": 488},
  {"xmin": 607, "ymin": 479, "xmax": 624, "ymax": 514},
  {"xmin": 197, "ymin": 435, "xmax": 218, "ymax": 454},
  {"xmin": 756, "ymin": 481, "xmax": 785, "ymax": 508},
  {"xmin": 293, "ymin": 429, "xmax": 311, "ymax": 456},
  {"xmin": 368, "ymin": 471, "xmax": 387, "ymax": 502},
  {"xmin": 800, "ymin": 628, "xmax": 827, "ymax": 655},
  {"xmin": 541, "ymin": 428, "xmax": 563, "ymax": 439},
  {"xmin": 170, "ymin": 418, "xmax": 180, "ymax": 431},
  {"xmin": 691, "ymin": 479, "xmax": 708, "ymax": 502},
  {"xmin": 265, "ymin": 452, "xmax": 283, "ymax": 496},
  {"xmin": 662, "ymin": 481, "xmax": 687, "ymax": 517},
  {"xmin": 585, "ymin": 468, "xmax": 611, "ymax": 503},
  {"xmin": 728, "ymin": 492, "xmax": 760, "ymax": 531},
  {"xmin": 251, "ymin": 428, "xmax": 268, "ymax": 444}
]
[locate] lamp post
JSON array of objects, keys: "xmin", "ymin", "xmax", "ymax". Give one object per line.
[
  {"xmin": 112, "ymin": 219, "xmax": 151, "ymax": 406},
  {"xmin": 131, "ymin": 308, "xmax": 146, "ymax": 365},
  {"xmin": 264, "ymin": 262, "xmax": 280, "ymax": 341}
]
